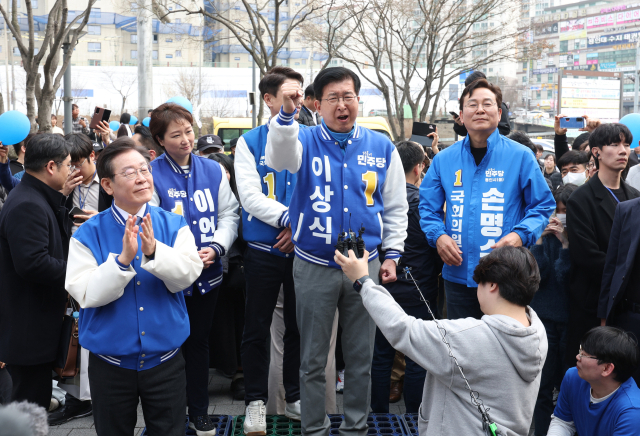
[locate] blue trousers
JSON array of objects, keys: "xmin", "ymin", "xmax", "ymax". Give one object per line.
[
  {"xmin": 371, "ymin": 303, "xmax": 434, "ymax": 414},
  {"xmin": 444, "ymin": 280, "xmax": 483, "ymax": 320}
]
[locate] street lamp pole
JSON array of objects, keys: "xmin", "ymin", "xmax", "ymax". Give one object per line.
[{"xmin": 62, "ymin": 41, "xmax": 72, "ymax": 134}]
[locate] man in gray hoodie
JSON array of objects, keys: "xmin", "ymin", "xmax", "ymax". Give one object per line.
[{"xmin": 335, "ymin": 246, "xmax": 548, "ymax": 436}]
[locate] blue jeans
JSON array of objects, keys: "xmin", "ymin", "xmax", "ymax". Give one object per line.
[
  {"xmin": 534, "ymin": 318, "xmax": 567, "ymax": 436},
  {"xmin": 444, "ymin": 280, "xmax": 483, "ymax": 320},
  {"xmin": 370, "ymin": 303, "xmax": 434, "ymax": 414}
]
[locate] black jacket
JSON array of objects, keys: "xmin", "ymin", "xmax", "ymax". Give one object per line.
[
  {"xmin": 598, "ymin": 197, "xmax": 640, "ymax": 321},
  {"xmin": 453, "ymin": 102, "xmax": 511, "ymax": 137},
  {"xmin": 566, "ymin": 173, "xmax": 640, "ymax": 314},
  {"xmin": 384, "ymin": 183, "xmax": 442, "ymax": 306},
  {"xmin": 0, "ymin": 174, "xmax": 70, "ymax": 365},
  {"xmin": 296, "ymin": 105, "xmax": 317, "ymax": 127},
  {"xmin": 554, "ymin": 134, "xmax": 570, "ymax": 162}
]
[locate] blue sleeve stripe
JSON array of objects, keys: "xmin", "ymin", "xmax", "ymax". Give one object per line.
[
  {"xmin": 114, "ymin": 257, "xmax": 130, "ymax": 270},
  {"xmin": 210, "ymin": 242, "xmax": 225, "ymax": 257},
  {"xmin": 385, "ymin": 250, "xmax": 401, "ymax": 259},
  {"xmin": 275, "ymin": 107, "xmax": 296, "ymax": 126},
  {"xmin": 280, "ymin": 210, "xmax": 290, "ymax": 228}
]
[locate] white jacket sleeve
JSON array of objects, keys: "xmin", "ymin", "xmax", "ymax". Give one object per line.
[
  {"xmin": 546, "ymin": 415, "xmax": 575, "ymax": 436},
  {"xmin": 66, "ymin": 239, "xmax": 137, "ymax": 309},
  {"xmin": 359, "ymin": 280, "xmax": 455, "ymax": 382},
  {"xmin": 211, "ymin": 163, "xmax": 240, "ymax": 252},
  {"xmin": 380, "ymin": 148, "xmax": 408, "ymax": 257},
  {"xmin": 140, "ymin": 226, "xmax": 204, "ymax": 293},
  {"xmin": 235, "ymin": 136, "xmax": 288, "ymax": 228},
  {"xmin": 264, "ymin": 109, "xmax": 303, "ymax": 173}
]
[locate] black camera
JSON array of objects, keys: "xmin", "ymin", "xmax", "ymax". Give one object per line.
[{"xmin": 335, "ymin": 225, "xmax": 366, "ymax": 259}]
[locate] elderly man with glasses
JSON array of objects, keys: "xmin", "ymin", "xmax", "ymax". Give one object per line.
[
  {"xmin": 65, "ymin": 138, "xmax": 204, "ymax": 436},
  {"xmin": 420, "ymin": 78, "xmax": 555, "ymax": 320}
]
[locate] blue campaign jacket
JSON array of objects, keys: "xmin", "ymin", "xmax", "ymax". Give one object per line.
[
  {"xmin": 240, "ymin": 124, "xmax": 297, "ymax": 257},
  {"xmin": 419, "ymin": 129, "xmax": 556, "ymax": 287},
  {"xmin": 151, "ymin": 153, "xmax": 224, "ymax": 294},
  {"xmin": 72, "ymin": 204, "xmax": 190, "ymax": 371},
  {"xmin": 289, "ymin": 123, "xmax": 402, "ymax": 268}
]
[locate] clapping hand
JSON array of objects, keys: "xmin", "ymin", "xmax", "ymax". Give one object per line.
[
  {"xmin": 118, "ymin": 215, "xmax": 139, "ymax": 266},
  {"xmin": 140, "ymin": 213, "xmax": 156, "ymax": 258}
]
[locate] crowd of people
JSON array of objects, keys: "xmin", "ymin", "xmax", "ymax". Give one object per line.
[{"xmin": 0, "ymin": 65, "xmax": 639, "ymax": 436}]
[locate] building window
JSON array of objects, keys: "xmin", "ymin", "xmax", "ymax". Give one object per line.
[
  {"xmin": 89, "ymin": 59, "xmax": 101, "ymax": 66},
  {"xmin": 32, "ymin": 0, "xmax": 38, "ymax": 8},
  {"xmin": 91, "ymin": 8, "xmax": 101, "ymax": 18},
  {"xmin": 131, "ymin": 34, "xmax": 137, "ymax": 44},
  {"xmin": 537, "ymin": 75, "xmax": 541, "ymax": 83},
  {"xmin": 176, "ymin": 34, "xmax": 182, "ymax": 41},
  {"xmin": 548, "ymin": 74, "xmax": 553, "ymax": 81},
  {"xmin": 12, "ymin": 47, "xmax": 19, "ymax": 56},
  {"xmin": 489, "ymin": 68, "xmax": 493, "ymax": 72},
  {"xmin": 301, "ymin": 59, "xmax": 306, "ymax": 65},
  {"xmin": 0, "ymin": 46, "xmax": 2, "ymax": 53},
  {"xmin": 131, "ymin": 50, "xmax": 137, "ymax": 59},
  {"xmin": 175, "ymin": 50, "xmax": 182, "ymax": 57},
  {"xmin": 234, "ymin": 57, "xmax": 240, "ymax": 61},
  {"xmin": 559, "ymin": 40, "xmax": 568, "ymax": 52},
  {"xmin": 294, "ymin": 62, "xmax": 300, "ymax": 66},
  {"xmin": 153, "ymin": 34, "xmax": 158, "ymax": 43},
  {"xmin": 131, "ymin": 2, "xmax": 138, "ymax": 11},
  {"xmin": 88, "ymin": 25, "xmax": 101, "ymax": 35},
  {"xmin": 166, "ymin": 54, "xmax": 173, "ymax": 58},
  {"xmin": 522, "ymin": 76, "xmax": 526, "ymax": 83},
  {"xmin": 88, "ymin": 42, "xmax": 101, "ymax": 52},
  {"xmin": 547, "ymin": 90, "xmax": 553, "ymax": 99},
  {"xmin": 175, "ymin": 18, "xmax": 181, "ymax": 23},
  {"xmin": 166, "ymin": 39, "xmax": 173, "ymax": 43},
  {"xmin": 152, "ymin": 50, "xmax": 158, "ymax": 60}
]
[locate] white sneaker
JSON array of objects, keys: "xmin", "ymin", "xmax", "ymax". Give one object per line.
[
  {"xmin": 336, "ymin": 369, "xmax": 345, "ymax": 393},
  {"xmin": 244, "ymin": 400, "xmax": 266, "ymax": 436},
  {"xmin": 284, "ymin": 400, "xmax": 301, "ymax": 421}
]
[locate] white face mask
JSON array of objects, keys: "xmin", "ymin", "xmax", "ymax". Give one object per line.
[
  {"xmin": 563, "ymin": 171, "xmax": 587, "ymax": 186},
  {"xmin": 556, "ymin": 213, "xmax": 566, "ymax": 227}
]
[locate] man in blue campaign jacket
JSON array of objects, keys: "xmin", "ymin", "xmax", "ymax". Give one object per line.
[
  {"xmin": 420, "ymin": 79, "xmax": 555, "ymax": 320},
  {"xmin": 234, "ymin": 67, "xmax": 303, "ymax": 433},
  {"xmin": 65, "ymin": 143, "xmax": 204, "ymax": 436},
  {"xmin": 265, "ymin": 67, "xmax": 408, "ymax": 436}
]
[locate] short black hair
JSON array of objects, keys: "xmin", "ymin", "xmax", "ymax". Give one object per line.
[
  {"xmin": 304, "ymin": 84, "xmax": 315, "ymax": 99},
  {"xmin": 64, "ymin": 133, "xmax": 94, "ymax": 162},
  {"xmin": 396, "ymin": 141, "xmax": 425, "ymax": 174},
  {"xmin": 465, "ymin": 71, "xmax": 487, "ymax": 87},
  {"xmin": 508, "ymin": 131, "xmax": 536, "ymax": 157},
  {"xmin": 208, "ymin": 153, "xmax": 238, "ymax": 201},
  {"xmin": 313, "ymin": 67, "xmax": 361, "ymax": 101},
  {"xmin": 72, "ymin": 103, "xmax": 79, "ymax": 110},
  {"xmin": 120, "ymin": 113, "xmax": 131, "ymax": 125},
  {"xmin": 572, "ymin": 132, "xmax": 591, "ymax": 150},
  {"xmin": 544, "ymin": 153, "xmax": 556, "ymax": 166},
  {"xmin": 581, "ymin": 326, "xmax": 639, "ymax": 383},
  {"xmin": 459, "ymin": 78, "xmax": 503, "ymax": 113},
  {"xmin": 258, "ymin": 66, "xmax": 304, "ymax": 101},
  {"xmin": 134, "ymin": 125, "xmax": 164, "ymax": 157},
  {"xmin": 553, "ymin": 183, "xmax": 578, "ymax": 206},
  {"xmin": 24, "ymin": 133, "xmax": 70, "ymax": 172},
  {"xmin": 589, "ymin": 123, "xmax": 633, "ymax": 171},
  {"xmin": 557, "ymin": 150, "xmax": 589, "ymax": 171},
  {"xmin": 12, "ymin": 133, "xmax": 37, "ymax": 157},
  {"xmin": 96, "ymin": 137, "xmax": 149, "ymax": 180},
  {"xmin": 472, "ymin": 246, "xmax": 540, "ymax": 307}
]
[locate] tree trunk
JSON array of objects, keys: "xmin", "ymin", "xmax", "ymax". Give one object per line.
[
  {"xmin": 25, "ymin": 73, "xmax": 39, "ymax": 132},
  {"xmin": 121, "ymin": 96, "xmax": 126, "ymax": 115},
  {"xmin": 37, "ymin": 91, "xmax": 55, "ymax": 133},
  {"xmin": 0, "ymin": 91, "xmax": 4, "ymax": 115}
]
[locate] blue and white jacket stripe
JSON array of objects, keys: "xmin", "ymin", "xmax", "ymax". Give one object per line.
[
  {"xmin": 65, "ymin": 203, "xmax": 204, "ymax": 371},
  {"xmin": 150, "ymin": 153, "xmax": 239, "ymax": 295},
  {"xmin": 265, "ymin": 107, "xmax": 407, "ymax": 268}
]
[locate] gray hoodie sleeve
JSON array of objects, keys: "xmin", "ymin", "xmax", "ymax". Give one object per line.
[{"xmin": 360, "ymin": 280, "xmax": 455, "ymax": 383}]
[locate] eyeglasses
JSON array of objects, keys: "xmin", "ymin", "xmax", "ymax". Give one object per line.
[
  {"xmin": 55, "ymin": 161, "xmax": 73, "ymax": 171},
  {"xmin": 70, "ymin": 158, "xmax": 87, "ymax": 173},
  {"xmin": 587, "ymin": 162, "xmax": 596, "ymax": 169},
  {"xmin": 322, "ymin": 94, "xmax": 356, "ymax": 105},
  {"xmin": 117, "ymin": 164, "xmax": 152, "ymax": 180},
  {"xmin": 464, "ymin": 101, "xmax": 497, "ymax": 111},
  {"xmin": 577, "ymin": 346, "xmax": 599, "ymax": 361}
]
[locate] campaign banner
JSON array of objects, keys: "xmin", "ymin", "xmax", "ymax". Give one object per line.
[
  {"xmin": 600, "ymin": 62, "xmax": 617, "ymax": 69},
  {"xmin": 599, "ymin": 65, "xmax": 635, "ymax": 72},
  {"xmin": 562, "ymin": 88, "xmax": 620, "ymax": 99},
  {"xmin": 532, "ymin": 67, "xmax": 558, "ymax": 74},
  {"xmin": 587, "ymin": 13, "xmax": 616, "ymax": 29},
  {"xmin": 616, "ymin": 9, "xmax": 640, "ymax": 24},
  {"xmin": 588, "ymin": 31, "xmax": 640, "ymax": 47},
  {"xmin": 559, "ymin": 19, "xmax": 586, "ymax": 41}
]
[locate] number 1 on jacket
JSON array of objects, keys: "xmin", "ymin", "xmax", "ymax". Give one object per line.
[
  {"xmin": 362, "ymin": 171, "xmax": 378, "ymax": 206},
  {"xmin": 454, "ymin": 169, "xmax": 463, "ymax": 187}
]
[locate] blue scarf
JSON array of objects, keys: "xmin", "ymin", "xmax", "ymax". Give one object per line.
[{"xmin": 322, "ymin": 120, "xmax": 355, "ymax": 155}]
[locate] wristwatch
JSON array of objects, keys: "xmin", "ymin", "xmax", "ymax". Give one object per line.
[{"xmin": 353, "ymin": 275, "xmax": 370, "ymax": 293}]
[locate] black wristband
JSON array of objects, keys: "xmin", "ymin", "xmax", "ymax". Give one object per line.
[{"xmin": 353, "ymin": 275, "xmax": 370, "ymax": 293}]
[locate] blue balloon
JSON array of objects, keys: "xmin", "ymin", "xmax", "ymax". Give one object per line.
[
  {"xmin": 142, "ymin": 117, "xmax": 151, "ymax": 127},
  {"xmin": 0, "ymin": 111, "xmax": 30, "ymax": 145},
  {"xmin": 167, "ymin": 96, "xmax": 193, "ymax": 114},
  {"xmin": 109, "ymin": 121, "xmax": 121, "ymax": 131},
  {"xmin": 129, "ymin": 116, "xmax": 138, "ymax": 125},
  {"xmin": 620, "ymin": 113, "xmax": 640, "ymax": 148}
]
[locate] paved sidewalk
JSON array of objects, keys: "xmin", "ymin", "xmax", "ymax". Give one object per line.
[{"xmin": 48, "ymin": 369, "xmax": 407, "ymax": 435}]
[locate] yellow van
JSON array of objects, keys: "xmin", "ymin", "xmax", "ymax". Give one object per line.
[{"xmin": 212, "ymin": 116, "xmax": 394, "ymax": 149}]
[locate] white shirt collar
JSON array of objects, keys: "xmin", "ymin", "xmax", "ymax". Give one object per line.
[{"xmin": 113, "ymin": 203, "xmax": 147, "ymax": 224}]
